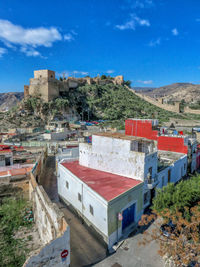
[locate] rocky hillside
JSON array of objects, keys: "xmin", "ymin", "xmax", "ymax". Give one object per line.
[
  {"xmin": 0, "ymin": 92, "xmax": 24, "ymax": 111},
  {"xmin": 141, "ymin": 83, "xmax": 200, "ymax": 103},
  {"xmin": 0, "ymin": 84, "xmax": 185, "ymax": 131}
]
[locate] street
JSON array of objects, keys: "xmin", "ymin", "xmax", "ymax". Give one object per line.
[{"xmin": 40, "ymin": 156, "xmax": 107, "ymax": 267}]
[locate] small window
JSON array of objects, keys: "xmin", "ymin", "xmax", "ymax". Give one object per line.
[
  {"xmin": 89, "ymin": 205, "xmax": 94, "ymax": 215},
  {"xmin": 66, "ymin": 181, "xmax": 69, "ymax": 189},
  {"xmin": 168, "ymin": 169, "xmax": 171, "ymax": 183},
  {"xmin": 148, "ymin": 167, "xmax": 152, "ymax": 179},
  {"xmin": 78, "ymin": 193, "xmax": 82, "ymax": 202},
  {"xmin": 144, "ymin": 192, "xmax": 149, "ymax": 204}
]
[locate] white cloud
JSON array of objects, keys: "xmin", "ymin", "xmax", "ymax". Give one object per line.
[
  {"xmin": 73, "ymin": 71, "xmax": 89, "ymax": 76},
  {"xmin": 0, "ymin": 19, "xmax": 76, "ymax": 57},
  {"xmin": 172, "ymin": 28, "xmax": 178, "ymax": 36},
  {"xmin": 56, "ymin": 70, "xmax": 89, "ymax": 78},
  {"xmin": 116, "ymin": 14, "xmax": 150, "ymax": 30},
  {"xmin": 0, "ymin": 47, "xmax": 7, "ymax": 57},
  {"xmin": 20, "ymin": 47, "xmax": 41, "ymax": 57},
  {"xmin": 64, "ymin": 33, "xmax": 74, "ymax": 41},
  {"xmin": 0, "ymin": 19, "xmax": 62, "ymax": 47},
  {"xmin": 148, "ymin": 38, "xmax": 161, "ymax": 47},
  {"xmin": 137, "ymin": 80, "xmax": 153, "ymax": 84},
  {"xmin": 106, "ymin": 70, "xmax": 115, "ymax": 74}
]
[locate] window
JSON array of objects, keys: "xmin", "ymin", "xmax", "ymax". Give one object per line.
[
  {"xmin": 144, "ymin": 192, "xmax": 149, "ymax": 204},
  {"xmin": 78, "ymin": 193, "xmax": 82, "ymax": 202},
  {"xmin": 138, "ymin": 142, "xmax": 143, "ymax": 152},
  {"xmin": 148, "ymin": 167, "xmax": 152, "ymax": 179},
  {"xmin": 66, "ymin": 181, "xmax": 69, "ymax": 189},
  {"xmin": 168, "ymin": 169, "xmax": 171, "ymax": 183},
  {"xmin": 89, "ymin": 205, "xmax": 94, "ymax": 215}
]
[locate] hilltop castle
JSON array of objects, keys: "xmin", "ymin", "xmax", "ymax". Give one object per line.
[{"xmin": 24, "ymin": 69, "xmax": 124, "ymax": 102}]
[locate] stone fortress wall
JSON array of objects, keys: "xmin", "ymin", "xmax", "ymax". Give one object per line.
[
  {"xmin": 132, "ymin": 90, "xmax": 181, "ymax": 113},
  {"xmin": 24, "ymin": 69, "xmax": 124, "ymax": 102},
  {"xmin": 131, "ymin": 89, "xmax": 200, "ymax": 115}
]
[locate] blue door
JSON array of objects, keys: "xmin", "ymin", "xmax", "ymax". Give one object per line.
[{"xmin": 122, "ymin": 203, "xmax": 135, "ymax": 231}]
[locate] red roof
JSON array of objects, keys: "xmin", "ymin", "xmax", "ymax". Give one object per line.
[
  {"xmin": 61, "ymin": 161, "xmax": 142, "ymax": 201},
  {"xmin": 0, "ymin": 149, "xmax": 12, "ymax": 154}
]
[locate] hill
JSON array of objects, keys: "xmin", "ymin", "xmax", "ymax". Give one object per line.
[
  {"xmin": 0, "ymin": 84, "xmax": 184, "ymax": 131},
  {"xmin": 141, "ymin": 83, "xmax": 200, "ymax": 103},
  {"xmin": 0, "ymin": 92, "xmax": 24, "ymax": 111}
]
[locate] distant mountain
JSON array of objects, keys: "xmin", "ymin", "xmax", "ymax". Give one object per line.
[
  {"xmin": 0, "ymin": 92, "xmax": 24, "ymax": 111},
  {"xmin": 140, "ymin": 83, "xmax": 200, "ymax": 103},
  {"xmin": 132, "ymin": 87, "xmax": 156, "ymax": 92}
]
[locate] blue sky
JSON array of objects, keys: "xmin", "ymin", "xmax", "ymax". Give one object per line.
[{"xmin": 0, "ymin": 0, "xmax": 200, "ymax": 92}]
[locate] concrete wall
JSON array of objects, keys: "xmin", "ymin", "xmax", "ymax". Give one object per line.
[
  {"xmin": 25, "ymin": 152, "xmax": 70, "ymax": 266},
  {"xmin": 79, "ymin": 135, "xmax": 158, "ymax": 181}
]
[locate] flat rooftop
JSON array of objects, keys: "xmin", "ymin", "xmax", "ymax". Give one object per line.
[
  {"xmin": 61, "ymin": 161, "xmax": 142, "ymax": 201},
  {"xmin": 93, "ymin": 132, "xmax": 154, "ymax": 143},
  {"xmin": 158, "ymin": 150, "xmax": 185, "ymax": 162}
]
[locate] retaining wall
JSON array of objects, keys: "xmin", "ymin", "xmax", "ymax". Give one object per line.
[{"xmin": 24, "ymin": 152, "xmax": 70, "ymax": 266}]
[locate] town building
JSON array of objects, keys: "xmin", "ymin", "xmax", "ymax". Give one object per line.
[
  {"xmin": 58, "ymin": 160, "xmax": 143, "ymax": 249},
  {"xmin": 57, "ymin": 131, "xmax": 187, "ymax": 248},
  {"xmin": 0, "ymin": 145, "xmax": 13, "ymax": 167},
  {"xmin": 125, "ymin": 119, "xmax": 197, "ymax": 173}
]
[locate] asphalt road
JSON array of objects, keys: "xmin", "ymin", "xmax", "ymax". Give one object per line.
[{"xmin": 40, "ymin": 156, "xmax": 107, "ymax": 267}]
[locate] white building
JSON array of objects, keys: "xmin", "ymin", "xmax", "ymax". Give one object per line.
[
  {"xmin": 0, "ymin": 150, "xmax": 13, "ymax": 167},
  {"xmin": 58, "ymin": 160, "xmax": 143, "ymax": 249},
  {"xmin": 57, "ymin": 132, "xmax": 188, "ymax": 249}
]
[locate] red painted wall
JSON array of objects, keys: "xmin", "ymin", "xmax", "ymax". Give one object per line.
[
  {"xmin": 157, "ymin": 136, "xmax": 188, "ymax": 154},
  {"xmin": 125, "ymin": 119, "xmax": 158, "ymax": 140},
  {"xmin": 125, "ymin": 119, "xmax": 188, "ymax": 154}
]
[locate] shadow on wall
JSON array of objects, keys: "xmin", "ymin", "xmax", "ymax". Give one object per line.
[{"xmin": 23, "ymin": 152, "xmax": 70, "ymax": 267}]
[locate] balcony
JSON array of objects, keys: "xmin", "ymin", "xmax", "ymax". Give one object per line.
[{"xmin": 145, "ymin": 175, "xmax": 159, "ymax": 189}]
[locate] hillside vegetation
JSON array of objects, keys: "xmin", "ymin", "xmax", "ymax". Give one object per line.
[{"xmin": 0, "ymin": 84, "xmax": 191, "ymax": 130}]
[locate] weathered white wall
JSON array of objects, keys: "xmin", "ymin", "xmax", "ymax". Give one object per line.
[
  {"xmin": 24, "ymin": 228, "xmax": 70, "ymax": 267},
  {"xmin": 79, "ymin": 136, "xmax": 158, "ymax": 181},
  {"xmin": 58, "ymin": 164, "xmax": 108, "ymax": 240},
  {"xmin": 26, "ymin": 152, "xmax": 70, "ymax": 267}
]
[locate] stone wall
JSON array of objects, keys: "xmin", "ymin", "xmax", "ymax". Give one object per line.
[
  {"xmin": 184, "ymin": 106, "xmax": 200, "ymax": 115},
  {"xmin": 131, "ymin": 89, "xmax": 200, "ymax": 115},
  {"xmin": 24, "ymin": 152, "xmax": 70, "ymax": 266},
  {"xmin": 132, "ymin": 90, "xmax": 181, "ymax": 113},
  {"xmin": 25, "ymin": 69, "xmax": 124, "ymax": 102},
  {"xmin": 24, "ymin": 85, "xmax": 29, "ymax": 98}
]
